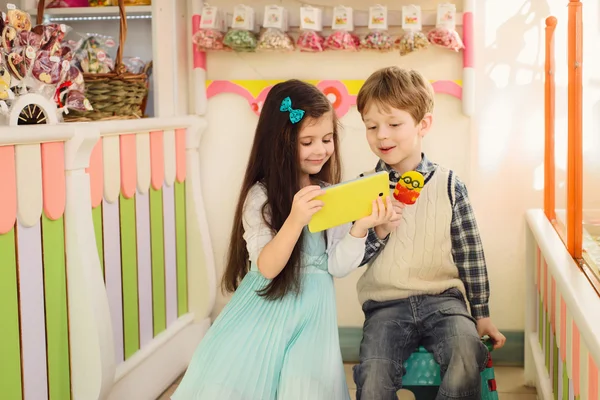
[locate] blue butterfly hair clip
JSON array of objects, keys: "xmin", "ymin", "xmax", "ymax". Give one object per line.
[{"xmin": 280, "ymin": 97, "xmax": 305, "ymax": 124}]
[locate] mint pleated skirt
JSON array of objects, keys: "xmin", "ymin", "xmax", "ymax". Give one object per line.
[{"xmin": 171, "ymin": 266, "xmax": 350, "ymax": 400}]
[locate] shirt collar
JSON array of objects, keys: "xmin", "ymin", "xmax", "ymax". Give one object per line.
[{"xmin": 376, "ymin": 153, "xmax": 436, "ymax": 179}]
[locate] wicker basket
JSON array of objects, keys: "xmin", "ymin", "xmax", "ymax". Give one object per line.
[{"xmin": 36, "ymin": 0, "xmax": 151, "ymax": 121}]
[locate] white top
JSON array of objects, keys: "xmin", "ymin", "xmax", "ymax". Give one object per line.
[{"xmin": 242, "ymin": 183, "xmax": 367, "ymax": 278}]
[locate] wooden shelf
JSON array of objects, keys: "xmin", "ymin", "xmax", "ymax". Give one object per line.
[{"xmin": 28, "ymin": 5, "xmax": 152, "ymax": 18}]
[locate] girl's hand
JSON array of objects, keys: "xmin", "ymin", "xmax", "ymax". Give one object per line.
[
  {"xmin": 288, "ymin": 185, "xmax": 325, "ymax": 228},
  {"xmin": 350, "ymin": 196, "xmax": 394, "ymax": 238},
  {"xmin": 374, "ymin": 199, "xmax": 405, "ymax": 239}
]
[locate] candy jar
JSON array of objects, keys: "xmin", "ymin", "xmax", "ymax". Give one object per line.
[
  {"xmin": 224, "ymin": 29, "xmax": 257, "ymax": 52},
  {"xmin": 360, "ymin": 31, "xmax": 393, "ymax": 52},
  {"xmin": 395, "ymin": 31, "xmax": 429, "ymax": 56},
  {"xmin": 193, "ymin": 29, "xmax": 226, "ymax": 51},
  {"xmin": 257, "ymin": 28, "xmax": 294, "ymax": 51}
]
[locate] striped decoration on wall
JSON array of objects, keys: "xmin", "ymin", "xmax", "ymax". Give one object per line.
[
  {"xmin": 0, "ymin": 142, "xmax": 71, "ymax": 400},
  {"xmin": 86, "ymin": 129, "xmax": 189, "ymax": 363},
  {"xmin": 535, "ymin": 247, "xmax": 600, "ymax": 399}
]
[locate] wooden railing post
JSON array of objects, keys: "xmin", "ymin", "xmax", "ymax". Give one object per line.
[
  {"xmin": 544, "ymin": 16, "xmax": 557, "ymax": 222},
  {"xmin": 567, "ymin": 0, "xmax": 583, "ymax": 259}
]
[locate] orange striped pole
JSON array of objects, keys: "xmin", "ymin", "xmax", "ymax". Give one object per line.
[
  {"xmin": 545, "ymin": 17, "xmax": 557, "ymax": 222},
  {"xmin": 567, "ymin": 0, "xmax": 583, "ymax": 258}
]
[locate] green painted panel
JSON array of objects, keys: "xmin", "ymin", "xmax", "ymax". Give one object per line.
[
  {"xmin": 175, "ymin": 182, "xmax": 188, "ymax": 316},
  {"xmin": 92, "ymin": 205, "xmax": 104, "ymax": 275},
  {"xmin": 546, "ymin": 317, "xmax": 550, "ymax": 370},
  {"xmin": 554, "ymin": 333, "xmax": 559, "ymax": 400},
  {"xmin": 539, "ymin": 298, "xmax": 543, "ymax": 347},
  {"xmin": 41, "ymin": 215, "xmax": 71, "ymax": 400},
  {"xmin": 0, "ymin": 228, "xmax": 23, "ymax": 400},
  {"xmin": 120, "ymin": 195, "xmax": 140, "ymax": 359},
  {"xmin": 563, "ymin": 361, "xmax": 568, "ymax": 400}
]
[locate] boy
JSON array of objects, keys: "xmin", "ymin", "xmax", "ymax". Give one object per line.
[{"xmin": 352, "ymin": 66, "xmax": 506, "ymax": 400}]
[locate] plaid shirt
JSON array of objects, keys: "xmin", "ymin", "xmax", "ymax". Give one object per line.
[{"xmin": 358, "ymin": 154, "xmax": 491, "ymax": 319}]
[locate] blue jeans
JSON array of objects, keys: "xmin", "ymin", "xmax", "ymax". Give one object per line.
[{"xmin": 353, "ymin": 288, "xmax": 489, "ymax": 400}]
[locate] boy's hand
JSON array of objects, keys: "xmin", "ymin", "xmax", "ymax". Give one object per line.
[
  {"xmin": 350, "ymin": 196, "xmax": 393, "ymax": 238},
  {"xmin": 374, "ymin": 199, "xmax": 405, "ymax": 239},
  {"xmin": 477, "ymin": 317, "xmax": 506, "ymax": 350}
]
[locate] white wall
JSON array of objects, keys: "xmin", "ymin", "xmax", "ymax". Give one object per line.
[{"xmin": 197, "ymin": 0, "xmax": 600, "ymax": 331}]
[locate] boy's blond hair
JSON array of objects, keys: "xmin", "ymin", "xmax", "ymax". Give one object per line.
[{"xmin": 357, "ymin": 66, "xmax": 435, "ymax": 123}]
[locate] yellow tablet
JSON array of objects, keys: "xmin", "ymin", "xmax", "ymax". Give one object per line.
[{"xmin": 308, "ymin": 171, "xmax": 389, "ymax": 233}]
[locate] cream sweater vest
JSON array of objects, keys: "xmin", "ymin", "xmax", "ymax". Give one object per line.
[{"xmin": 357, "ymin": 166, "xmax": 467, "ymax": 305}]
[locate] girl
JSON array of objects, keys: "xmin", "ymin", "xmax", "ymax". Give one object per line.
[{"xmin": 172, "ymin": 80, "xmax": 396, "ymax": 400}]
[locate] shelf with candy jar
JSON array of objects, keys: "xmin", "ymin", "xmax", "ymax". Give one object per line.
[
  {"xmin": 21, "ymin": 0, "xmax": 156, "ymax": 118},
  {"xmin": 190, "ymin": 2, "xmax": 475, "ymax": 116},
  {"xmin": 0, "ymin": 4, "xmax": 95, "ymax": 126},
  {"xmin": 24, "ymin": 0, "xmax": 153, "ymax": 19}
]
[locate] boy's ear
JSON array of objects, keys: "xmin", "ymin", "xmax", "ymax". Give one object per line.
[{"xmin": 418, "ymin": 113, "xmax": 433, "ymax": 138}]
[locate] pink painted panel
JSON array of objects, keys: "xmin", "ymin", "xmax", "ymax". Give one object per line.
[
  {"xmin": 537, "ymin": 247, "xmax": 541, "ymax": 293},
  {"xmin": 589, "ymin": 355, "xmax": 598, "ymax": 400},
  {"xmin": 573, "ymin": 322, "xmax": 580, "ymax": 395},
  {"xmin": 87, "ymin": 140, "xmax": 104, "ymax": 208},
  {"xmin": 561, "ymin": 297, "xmax": 567, "ymax": 361},
  {"xmin": 41, "ymin": 142, "xmax": 66, "ymax": 220},
  {"xmin": 175, "ymin": 128, "xmax": 186, "ymax": 183},
  {"xmin": 192, "ymin": 14, "xmax": 206, "ymax": 70},
  {"xmin": 551, "ymin": 277, "xmax": 556, "ymax": 333},
  {"xmin": 0, "ymin": 145, "xmax": 16, "ymax": 234},
  {"xmin": 543, "ymin": 261, "xmax": 548, "ymax": 311}
]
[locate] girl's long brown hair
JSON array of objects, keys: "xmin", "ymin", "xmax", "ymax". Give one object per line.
[{"xmin": 222, "ymin": 80, "xmax": 341, "ymax": 300}]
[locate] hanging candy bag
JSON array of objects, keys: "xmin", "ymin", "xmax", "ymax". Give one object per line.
[
  {"xmin": 296, "ymin": 6, "xmax": 324, "ymax": 52},
  {"xmin": 427, "ymin": 3, "xmax": 464, "ymax": 52},
  {"xmin": 257, "ymin": 5, "xmax": 294, "ymax": 52},
  {"xmin": 360, "ymin": 5, "xmax": 393, "ymax": 52},
  {"xmin": 193, "ymin": 4, "xmax": 228, "ymax": 51},
  {"xmin": 324, "ymin": 6, "xmax": 359, "ymax": 51},
  {"xmin": 395, "ymin": 5, "xmax": 429, "ymax": 56},
  {"xmin": 223, "ymin": 4, "xmax": 258, "ymax": 52}
]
